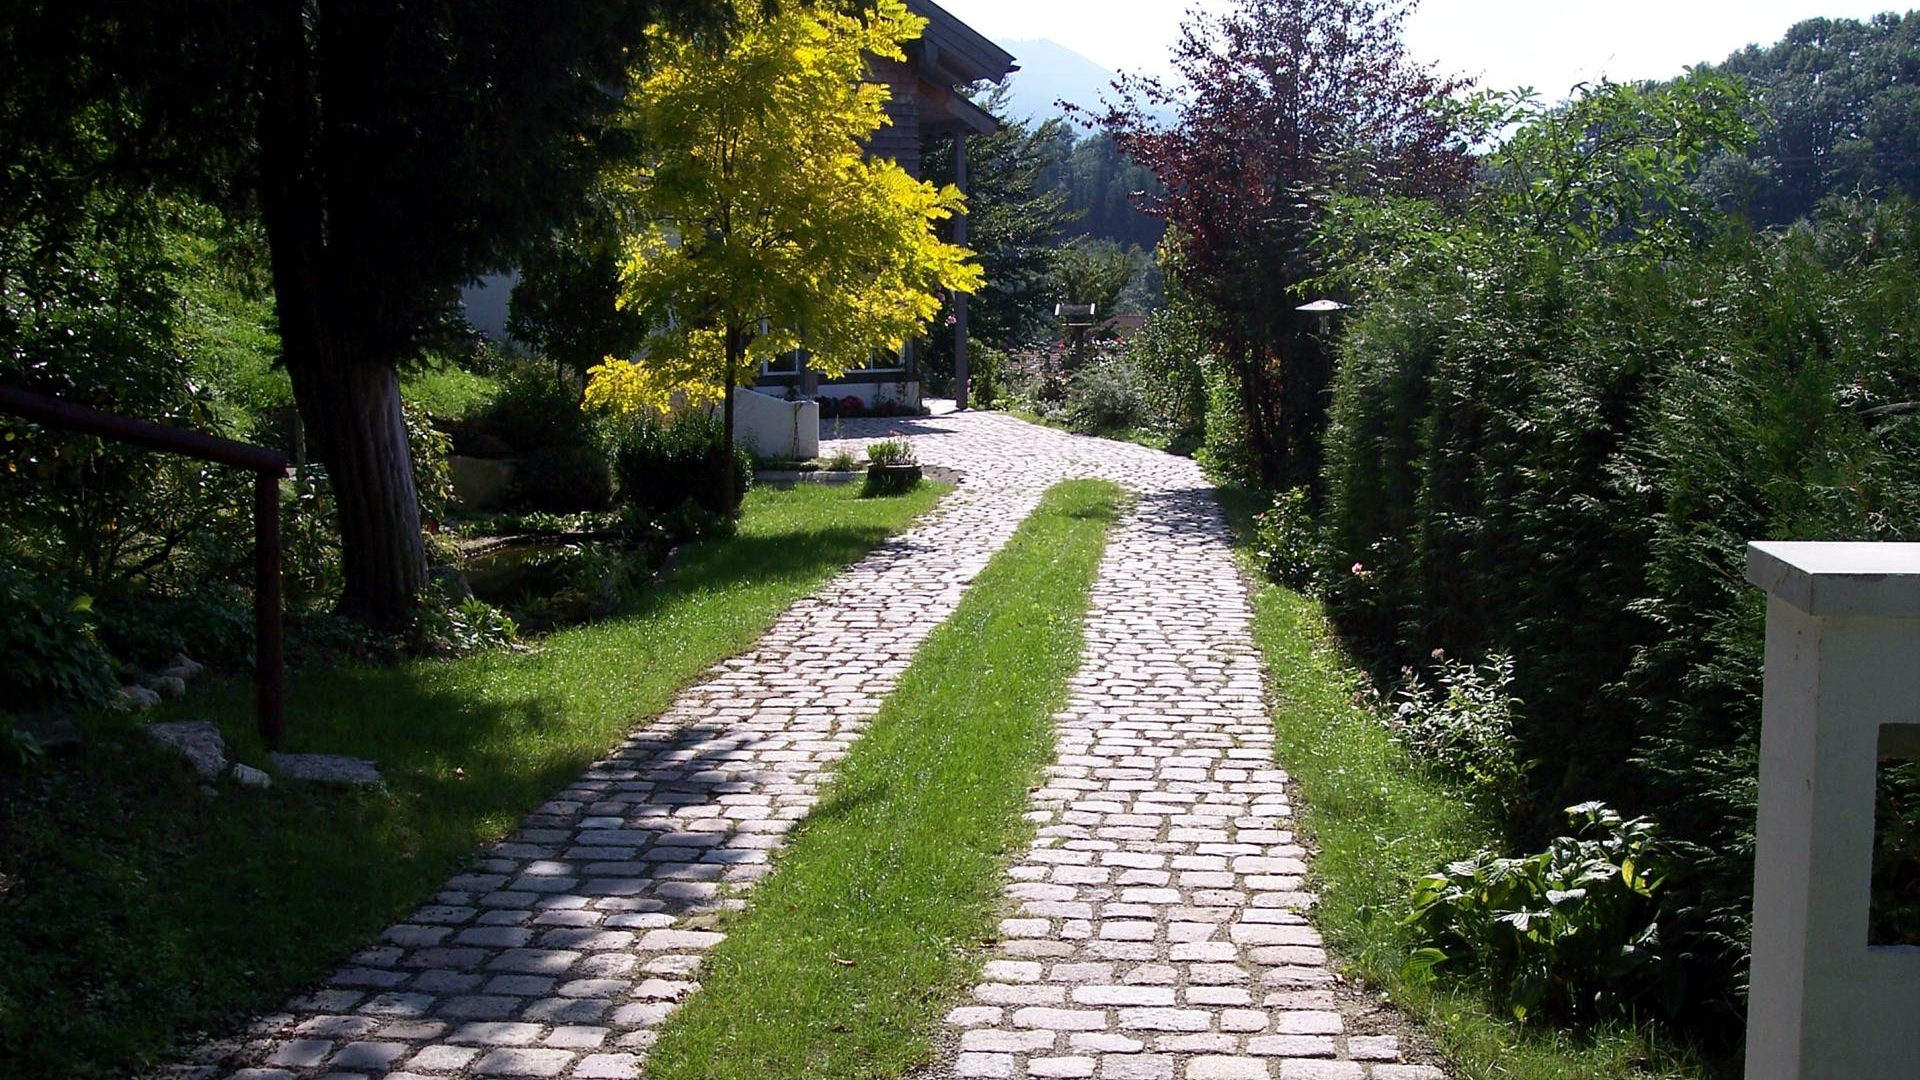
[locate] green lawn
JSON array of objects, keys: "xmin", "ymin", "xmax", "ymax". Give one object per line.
[
  {"xmin": 1215, "ymin": 486, "xmax": 1715, "ymax": 1080},
  {"xmin": 647, "ymin": 479, "xmax": 1127, "ymax": 1080},
  {"xmin": 0, "ymin": 480, "xmax": 944, "ymax": 1080}
]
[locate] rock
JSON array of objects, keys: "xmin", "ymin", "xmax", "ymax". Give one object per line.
[
  {"xmin": 143, "ymin": 674, "xmax": 188, "ymax": 699},
  {"xmin": 144, "ymin": 721, "xmax": 229, "ymax": 779},
  {"xmin": 230, "ymin": 763, "xmax": 273, "ymax": 790},
  {"xmin": 270, "ymin": 752, "xmax": 384, "ymax": 789},
  {"xmin": 166, "ymin": 653, "xmax": 206, "ymax": 679},
  {"xmin": 113, "ymin": 685, "xmax": 164, "ymax": 713}
]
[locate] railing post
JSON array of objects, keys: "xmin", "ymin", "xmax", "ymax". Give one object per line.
[
  {"xmin": 254, "ymin": 468, "xmax": 285, "ymax": 750},
  {"xmin": 1744, "ymin": 541, "xmax": 1920, "ymax": 1080}
]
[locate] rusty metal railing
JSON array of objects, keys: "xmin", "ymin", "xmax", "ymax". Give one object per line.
[{"xmin": 0, "ymin": 385, "xmax": 291, "ymax": 748}]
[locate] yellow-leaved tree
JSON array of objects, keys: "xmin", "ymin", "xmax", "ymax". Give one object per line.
[{"xmin": 587, "ymin": 0, "xmax": 983, "ymax": 510}]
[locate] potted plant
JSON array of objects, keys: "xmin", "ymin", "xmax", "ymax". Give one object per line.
[{"xmin": 862, "ymin": 439, "xmax": 922, "ymax": 496}]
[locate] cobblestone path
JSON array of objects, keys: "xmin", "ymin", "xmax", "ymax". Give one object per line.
[{"xmin": 180, "ymin": 410, "xmax": 1437, "ymax": 1080}]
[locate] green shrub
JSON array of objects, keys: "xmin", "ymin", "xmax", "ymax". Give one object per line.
[
  {"xmin": 415, "ymin": 590, "xmax": 518, "ymax": 656},
  {"xmin": 508, "ymin": 445, "xmax": 615, "ymax": 513},
  {"xmin": 864, "ymin": 440, "xmax": 914, "ymax": 466},
  {"xmin": 1406, "ymin": 803, "xmax": 1681, "ymax": 1024},
  {"xmin": 1251, "ymin": 488, "xmax": 1323, "ymax": 592},
  {"xmin": 405, "ymin": 399, "xmax": 456, "ymax": 519},
  {"xmin": 613, "ymin": 412, "xmax": 752, "ymax": 517},
  {"xmin": 1387, "ymin": 652, "xmax": 1527, "ymax": 809},
  {"xmin": 1060, "ymin": 355, "xmax": 1146, "ymax": 433},
  {"xmin": 1320, "ymin": 197, "xmax": 1920, "ymax": 1020},
  {"xmin": 968, "ymin": 345, "xmax": 1005, "ymax": 407},
  {"xmin": 280, "ymin": 467, "xmax": 346, "ymax": 609},
  {"xmin": 458, "ymin": 364, "xmax": 592, "ymax": 454},
  {"xmin": 1128, "ymin": 300, "xmax": 1213, "ymax": 446},
  {"xmin": 93, "ymin": 590, "xmax": 253, "ymax": 672},
  {"xmin": 0, "ymin": 561, "xmax": 117, "ymax": 711}
]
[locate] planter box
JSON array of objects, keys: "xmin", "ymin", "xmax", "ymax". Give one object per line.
[{"xmin": 863, "ymin": 462, "xmax": 923, "ymax": 496}]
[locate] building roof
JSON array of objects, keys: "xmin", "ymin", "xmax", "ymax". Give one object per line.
[{"xmin": 908, "ymin": 0, "xmax": 1018, "ymax": 86}]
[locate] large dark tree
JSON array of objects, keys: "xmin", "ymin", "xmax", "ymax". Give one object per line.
[
  {"xmin": 1095, "ymin": 0, "xmax": 1472, "ymax": 490},
  {"xmin": 1, "ymin": 0, "xmax": 727, "ymax": 628}
]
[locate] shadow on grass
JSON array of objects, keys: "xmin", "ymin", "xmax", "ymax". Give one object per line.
[{"xmin": 0, "ymin": 483, "xmax": 945, "ymax": 1080}]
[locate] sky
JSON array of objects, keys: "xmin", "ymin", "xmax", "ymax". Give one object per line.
[{"xmin": 936, "ymin": 0, "xmax": 1906, "ymax": 98}]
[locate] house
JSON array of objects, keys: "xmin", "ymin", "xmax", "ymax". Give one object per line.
[
  {"xmin": 459, "ymin": 2, "xmax": 1014, "ymax": 451},
  {"xmin": 753, "ymin": 0, "xmax": 1016, "ymax": 413}
]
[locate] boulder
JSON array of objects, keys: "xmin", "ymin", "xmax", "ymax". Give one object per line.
[
  {"xmin": 143, "ymin": 674, "xmax": 188, "ymax": 699},
  {"xmin": 230, "ymin": 763, "xmax": 273, "ymax": 790},
  {"xmin": 159, "ymin": 652, "xmax": 205, "ymax": 681},
  {"xmin": 143, "ymin": 721, "xmax": 229, "ymax": 779},
  {"xmin": 270, "ymin": 752, "xmax": 384, "ymax": 789},
  {"xmin": 113, "ymin": 685, "xmax": 164, "ymax": 713}
]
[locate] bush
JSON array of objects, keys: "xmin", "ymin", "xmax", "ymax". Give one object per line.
[
  {"xmin": 405, "ymin": 398, "xmax": 455, "ymax": 519},
  {"xmin": 612, "ymin": 411, "xmax": 752, "ymax": 517},
  {"xmin": 967, "ymin": 345, "xmax": 1005, "ymax": 407},
  {"xmin": 1406, "ymin": 803, "xmax": 1682, "ymax": 1024},
  {"xmin": 1128, "ymin": 300, "xmax": 1213, "ymax": 447},
  {"xmin": 93, "ymin": 590, "xmax": 254, "ymax": 672},
  {"xmin": 1251, "ymin": 487, "xmax": 1323, "ymax": 592},
  {"xmin": 0, "ymin": 561, "xmax": 117, "ymax": 711},
  {"xmin": 1060, "ymin": 355, "xmax": 1146, "ymax": 433},
  {"xmin": 864, "ymin": 440, "xmax": 914, "ymax": 466},
  {"xmin": 1387, "ymin": 652, "xmax": 1527, "ymax": 809},
  {"xmin": 1320, "ymin": 197, "xmax": 1920, "ymax": 1019},
  {"xmin": 457, "ymin": 364, "xmax": 593, "ymax": 455},
  {"xmin": 999, "ymin": 345, "xmax": 1071, "ymax": 412},
  {"xmin": 415, "ymin": 589, "xmax": 518, "ymax": 657},
  {"xmin": 508, "ymin": 445, "xmax": 615, "ymax": 513}
]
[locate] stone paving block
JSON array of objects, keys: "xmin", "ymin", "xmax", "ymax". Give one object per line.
[
  {"xmin": 1276, "ymin": 1062, "xmax": 1366, "ymax": 1080},
  {"xmin": 404, "ymin": 1044, "xmax": 480, "ymax": 1071},
  {"xmin": 263, "ymin": 1041, "xmax": 332, "ymax": 1068},
  {"xmin": 571, "ymin": 1052, "xmax": 642, "ymax": 1079},
  {"xmin": 1102, "ymin": 1055, "xmax": 1176, "ymax": 1080},
  {"xmin": 956, "ymin": 1051, "xmax": 1015, "ymax": 1078},
  {"xmin": 1187, "ymin": 1058, "xmax": 1272, "ymax": 1080},
  {"xmin": 472, "ymin": 1046, "xmax": 575, "ymax": 1076}
]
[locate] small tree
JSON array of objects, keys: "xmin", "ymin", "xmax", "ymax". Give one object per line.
[{"xmin": 587, "ymin": 0, "xmax": 982, "ymax": 510}]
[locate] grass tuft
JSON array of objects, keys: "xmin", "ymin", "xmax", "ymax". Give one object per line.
[
  {"xmin": 646, "ymin": 479, "xmax": 1128, "ymax": 1080},
  {"xmin": 0, "ymin": 481, "xmax": 944, "ymax": 1080}
]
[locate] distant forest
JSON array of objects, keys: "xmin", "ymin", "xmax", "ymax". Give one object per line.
[
  {"xmin": 1694, "ymin": 11, "xmax": 1920, "ymax": 226},
  {"xmin": 1042, "ymin": 129, "xmax": 1166, "ymax": 251}
]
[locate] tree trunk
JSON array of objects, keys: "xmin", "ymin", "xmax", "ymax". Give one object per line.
[
  {"xmin": 722, "ymin": 328, "xmax": 741, "ymax": 515},
  {"xmin": 285, "ymin": 361, "xmax": 427, "ymax": 627},
  {"xmin": 256, "ymin": 0, "xmax": 427, "ymax": 631}
]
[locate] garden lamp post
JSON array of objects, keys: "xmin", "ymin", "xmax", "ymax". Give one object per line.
[{"xmin": 1295, "ymin": 298, "xmax": 1351, "ymax": 337}]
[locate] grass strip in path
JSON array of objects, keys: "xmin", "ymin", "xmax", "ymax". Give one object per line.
[
  {"xmin": 646, "ymin": 479, "xmax": 1128, "ymax": 1080},
  {"xmin": 0, "ymin": 481, "xmax": 944, "ymax": 1080},
  {"xmin": 1215, "ymin": 487, "xmax": 1713, "ymax": 1080}
]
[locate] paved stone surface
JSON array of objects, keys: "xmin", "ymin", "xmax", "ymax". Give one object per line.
[
  {"xmin": 172, "ymin": 409, "xmax": 1436, "ymax": 1079},
  {"xmin": 829, "ymin": 415, "xmax": 1442, "ymax": 1080}
]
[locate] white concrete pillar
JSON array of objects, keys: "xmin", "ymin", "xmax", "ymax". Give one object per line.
[{"xmin": 1745, "ymin": 541, "xmax": 1920, "ymax": 1080}]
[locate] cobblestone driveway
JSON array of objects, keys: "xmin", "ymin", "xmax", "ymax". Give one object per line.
[{"xmin": 178, "ymin": 410, "xmax": 1438, "ymax": 1080}]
